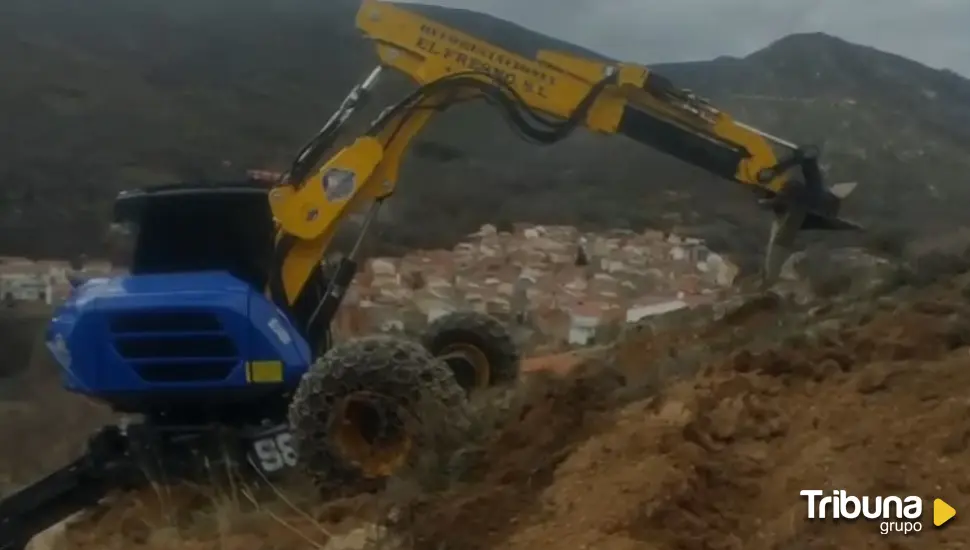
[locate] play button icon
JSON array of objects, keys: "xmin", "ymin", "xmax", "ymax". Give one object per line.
[{"xmin": 934, "ymin": 498, "xmax": 956, "ymax": 527}]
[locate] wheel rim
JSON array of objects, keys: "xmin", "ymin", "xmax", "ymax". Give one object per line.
[
  {"xmin": 437, "ymin": 343, "xmax": 490, "ymax": 391},
  {"xmin": 329, "ymin": 391, "xmax": 412, "ymax": 478}
]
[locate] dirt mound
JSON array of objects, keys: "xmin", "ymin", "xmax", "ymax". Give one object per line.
[
  {"xmin": 392, "ymin": 273, "xmax": 970, "ymax": 549},
  {"xmin": 391, "ymin": 365, "xmax": 627, "ymax": 545},
  {"xmin": 27, "ymin": 259, "xmax": 970, "ymax": 549}
]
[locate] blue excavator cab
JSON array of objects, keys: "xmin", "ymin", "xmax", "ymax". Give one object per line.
[{"xmin": 44, "ymin": 182, "xmax": 313, "ymax": 421}]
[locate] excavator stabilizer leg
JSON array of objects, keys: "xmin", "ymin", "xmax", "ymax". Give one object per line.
[{"xmin": 0, "ymin": 427, "xmax": 137, "ymax": 550}]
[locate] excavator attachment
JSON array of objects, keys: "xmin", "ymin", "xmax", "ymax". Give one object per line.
[
  {"xmin": 759, "ymin": 157, "xmax": 861, "ymax": 287},
  {"xmin": 829, "ymin": 181, "xmax": 859, "ymax": 200},
  {"xmin": 763, "ymin": 179, "xmax": 860, "ymax": 286}
]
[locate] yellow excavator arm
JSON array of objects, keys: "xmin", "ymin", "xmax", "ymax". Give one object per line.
[{"xmin": 265, "ymin": 0, "xmax": 859, "ymax": 347}]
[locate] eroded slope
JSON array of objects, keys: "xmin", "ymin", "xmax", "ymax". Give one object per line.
[
  {"xmin": 396, "ymin": 264, "xmax": 970, "ymax": 549},
  {"xmin": 40, "ymin": 255, "xmax": 970, "ymax": 549}
]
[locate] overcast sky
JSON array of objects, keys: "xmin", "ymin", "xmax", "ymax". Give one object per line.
[{"xmin": 401, "ymin": 0, "xmax": 970, "ymax": 77}]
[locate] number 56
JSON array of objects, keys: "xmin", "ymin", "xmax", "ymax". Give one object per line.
[{"xmin": 253, "ymin": 432, "xmax": 298, "ymax": 473}]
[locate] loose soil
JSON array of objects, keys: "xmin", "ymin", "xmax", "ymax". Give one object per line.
[{"xmin": 8, "ymin": 266, "xmax": 970, "ymax": 549}]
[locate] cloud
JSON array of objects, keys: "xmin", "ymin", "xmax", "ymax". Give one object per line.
[{"xmin": 399, "ymin": 0, "xmax": 970, "ymax": 76}]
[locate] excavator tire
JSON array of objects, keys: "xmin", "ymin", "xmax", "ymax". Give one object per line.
[
  {"xmin": 288, "ymin": 335, "xmax": 470, "ymax": 491},
  {"xmin": 420, "ymin": 311, "xmax": 520, "ymax": 393}
]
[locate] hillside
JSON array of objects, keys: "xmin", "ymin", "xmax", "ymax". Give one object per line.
[
  {"xmin": 30, "ymin": 245, "xmax": 970, "ymax": 549},
  {"xmin": 3, "ymin": 0, "xmax": 970, "ymax": 269}
]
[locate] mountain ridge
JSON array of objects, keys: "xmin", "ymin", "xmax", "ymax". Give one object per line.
[{"xmin": 2, "ymin": 0, "xmax": 968, "ymax": 267}]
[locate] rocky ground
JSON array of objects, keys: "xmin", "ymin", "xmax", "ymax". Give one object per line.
[{"xmin": 6, "ymin": 245, "xmax": 970, "ymax": 549}]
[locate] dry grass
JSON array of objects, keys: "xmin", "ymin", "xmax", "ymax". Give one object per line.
[{"xmin": 58, "ymin": 470, "xmax": 394, "ymax": 550}]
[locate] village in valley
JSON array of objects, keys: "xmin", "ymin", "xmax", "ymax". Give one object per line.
[
  {"xmin": 0, "ymin": 257, "xmax": 120, "ymax": 307},
  {"xmin": 0, "ymin": 223, "xmax": 740, "ymax": 351}
]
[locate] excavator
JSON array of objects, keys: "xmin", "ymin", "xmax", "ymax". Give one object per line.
[{"xmin": 0, "ymin": 1, "xmax": 859, "ymax": 547}]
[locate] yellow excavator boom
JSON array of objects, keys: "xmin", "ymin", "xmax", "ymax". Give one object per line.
[
  {"xmin": 265, "ymin": 0, "xmax": 860, "ymax": 347},
  {"xmin": 357, "ymin": 0, "xmax": 783, "ymax": 190}
]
